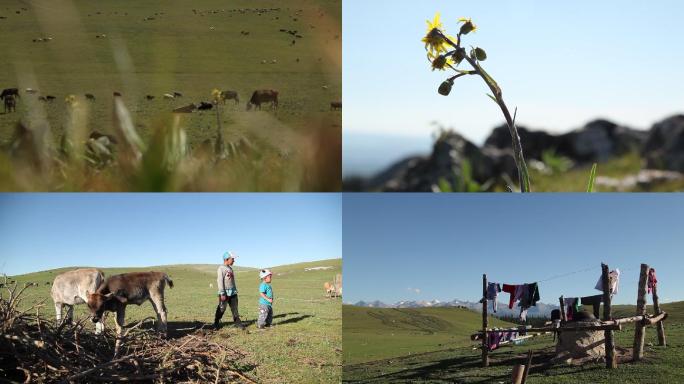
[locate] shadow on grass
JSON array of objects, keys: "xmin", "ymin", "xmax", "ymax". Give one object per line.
[{"xmin": 345, "ymin": 347, "xmax": 612, "ymax": 383}]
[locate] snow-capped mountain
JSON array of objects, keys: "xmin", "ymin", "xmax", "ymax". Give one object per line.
[{"xmin": 352, "ymin": 299, "xmax": 558, "ymax": 318}]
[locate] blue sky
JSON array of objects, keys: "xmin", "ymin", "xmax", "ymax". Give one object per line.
[
  {"xmin": 343, "ymin": 0, "xmax": 684, "ymax": 175},
  {"xmin": 344, "ymin": 194, "xmax": 684, "ymax": 305},
  {"xmin": 0, "ymin": 193, "xmax": 341, "ymax": 275}
]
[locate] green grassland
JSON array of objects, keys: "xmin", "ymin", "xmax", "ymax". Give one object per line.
[
  {"xmin": 343, "ymin": 306, "xmax": 513, "ymax": 365},
  {"xmin": 7, "ymin": 258, "xmax": 342, "ymax": 383},
  {"xmin": 343, "ymin": 303, "xmax": 684, "ymax": 383},
  {"xmin": 0, "ymin": 0, "xmax": 341, "ymax": 191}
]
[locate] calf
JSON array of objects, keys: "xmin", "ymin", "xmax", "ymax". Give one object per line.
[
  {"xmin": 86, "ymin": 272, "xmax": 173, "ymax": 354},
  {"xmin": 51, "ymin": 268, "xmax": 105, "ymax": 333}
]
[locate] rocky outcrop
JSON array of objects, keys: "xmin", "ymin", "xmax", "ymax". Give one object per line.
[
  {"xmin": 642, "ymin": 115, "xmax": 684, "ymax": 172},
  {"xmin": 382, "ymin": 131, "xmax": 494, "ymax": 192}
]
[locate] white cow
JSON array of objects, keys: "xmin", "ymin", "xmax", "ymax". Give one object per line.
[{"xmin": 51, "ymin": 268, "xmax": 105, "ymax": 333}]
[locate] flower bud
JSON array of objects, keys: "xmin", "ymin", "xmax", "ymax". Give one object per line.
[
  {"xmin": 460, "ymin": 21, "xmax": 475, "ymax": 35},
  {"xmin": 453, "ymin": 48, "xmax": 466, "ymax": 64},
  {"xmin": 438, "ymin": 79, "xmax": 454, "ymax": 96},
  {"xmin": 431, "ymin": 55, "xmax": 447, "ymax": 70},
  {"xmin": 474, "ymin": 47, "xmax": 487, "ymax": 61}
]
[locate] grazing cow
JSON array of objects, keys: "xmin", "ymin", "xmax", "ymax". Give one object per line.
[
  {"xmin": 4, "ymin": 95, "xmax": 16, "ymax": 113},
  {"xmin": 38, "ymin": 96, "xmax": 47, "ymax": 102},
  {"xmin": 163, "ymin": 93, "xmax": 175, "ymax": 99},
  {"xmin": 1, "ymin": 88, "xmax": 20, "ymax": 100},
  {"xmin": 45, "ymin": 95, "xmax": 56, "ymax": 101},
  {"xmin": 173, "ymin": 91, "xmax": 183, "ymax": 98},
  {"xmin": 51, "ymin": 268, "xmax": 105, "ymax": 334},
  {"xmin": 330, "ymin": 101, "xmax": 341, "ymax": 111},
  {"xmin": 220, "ymin": 90, "xmax": 239, "ymax": 105},
  {"xmin": 86, "ymin": 272, "xmax": 173, "ymax": 355},
  {"xmin": 146, "ymin": 95, "xmax": 155, "ymax": 100},
  {"xmin": 85, "ymin": 93, "xmax": 95, "ymax": 101},
  {"xmin": 197, "ymin": 101, "xmax": 213, "ymax": 110},
  {"xmin": 246, "ymin": 89, "xmax": 278, "ymax": 111},
  {"xmin": 172, "ymin": 103, "xmax": 196, "ymax": 113},
  {"xmin": 324, "ymin": 281, "xmax": 337, "ymax": 298}
]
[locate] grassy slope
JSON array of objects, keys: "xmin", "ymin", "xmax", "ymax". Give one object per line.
[
  {"xmin": 529, "ymin": 152, "xmax": 684, "ymax": 192},
  {"xmin": 0, "ymin": 0, "xmax": 341, "ymax": 191},
  {"xmin": 343, "ymin": 303, "xmax": 684, "ymax": 383},
  {"xmin": 343, "ymin": 305, "xmax": 514, "ymax": 365},
  {"xmin": 8, "ymin": 259, "xmax": 342, "ymax": 383}
]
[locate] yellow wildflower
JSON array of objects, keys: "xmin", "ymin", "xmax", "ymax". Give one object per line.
[
  {"xmin": 422, "ymin": 13, "xmax": 453, "ymax": 54},
  {"xmin": 428, "ymin": 52, "xmax": 454, "ymax": 71},
  {"xmin": 211, "ymin": 88, "xmax": 222, "ymax": 102}
]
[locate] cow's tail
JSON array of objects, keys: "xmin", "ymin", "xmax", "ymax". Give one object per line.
[{"xmin": 164, "ymin": 274, "xmax": 174, "ymax": 289}]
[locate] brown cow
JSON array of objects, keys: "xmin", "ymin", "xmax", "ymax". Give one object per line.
[
  {"xmin": 246, "ymin": 89, "xmax": 278, "ymax": 111},
  {"xmin": 330, "ymin": 101, "xmax": 341, "ymax": 111},
  {"xmin": 86, "ymin": 272, "xmax": 173, "ymax": 355}
]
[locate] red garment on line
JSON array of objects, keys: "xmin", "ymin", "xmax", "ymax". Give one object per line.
[
  {"xmin": 648, "ymin": 268, "xmax": 658, "ymax": 294},
  {"xmin": 502, "ymin": 284, "xmax": 517, "ymax": 309}
]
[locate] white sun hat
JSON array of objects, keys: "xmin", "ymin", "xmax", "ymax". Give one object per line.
[{"xmin": 259, "ymin": 269, "xmax": 273, "ymax": 279}]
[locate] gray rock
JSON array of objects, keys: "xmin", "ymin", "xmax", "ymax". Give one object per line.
[{"xmin": 642, "ymin": 115, "xmax": 684, "ymax": 172}]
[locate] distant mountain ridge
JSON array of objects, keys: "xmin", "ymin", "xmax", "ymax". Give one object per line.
[{"xmin": 350, "ymin": 298, "xmax": 558, "ymax": 318}]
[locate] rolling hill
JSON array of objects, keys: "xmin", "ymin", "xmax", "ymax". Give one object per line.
[{"xmin": 343, "ymin": 305, "xmax": 514, "ymax": 365}]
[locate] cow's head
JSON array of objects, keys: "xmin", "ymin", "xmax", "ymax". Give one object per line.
[
  {"xmin": 86, "ymin": 291, "xmax": 127, "ymax": 323},
  {"xmin": 245, "ymin": 103, "xmax": 252, "ymax": 111}
]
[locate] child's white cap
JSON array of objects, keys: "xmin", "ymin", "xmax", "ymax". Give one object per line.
[{"xmin": 259, "ymin": 269, "xmax": 272, "ymax": 279}]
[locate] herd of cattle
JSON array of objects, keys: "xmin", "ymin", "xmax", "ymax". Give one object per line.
[{"xmin": 1, "ymin": 87, "xmax": 341, "ymax": 114}]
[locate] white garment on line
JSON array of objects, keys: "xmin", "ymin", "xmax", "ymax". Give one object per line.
[{"xmin": 595, "ymin": 268, "xmax": 620, "ymax": 295}]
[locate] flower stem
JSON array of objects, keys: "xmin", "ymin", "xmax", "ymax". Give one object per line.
[{"xmin": 441, "ymin": 32, "xmax": 531, "ymax": 192}]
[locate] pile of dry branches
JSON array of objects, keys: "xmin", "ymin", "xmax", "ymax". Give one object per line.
[{"xmin": 0, "ymin": 281, "xmax": 258, "ymax": 383}]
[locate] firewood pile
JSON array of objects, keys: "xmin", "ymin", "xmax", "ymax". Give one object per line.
[{"xmin": 0, "ymin": 280, "xmax": 258, "ymax": 383}]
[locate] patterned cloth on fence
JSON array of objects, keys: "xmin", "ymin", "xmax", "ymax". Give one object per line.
[
  {"xmin": 488, "ymin": 331, "xmax": 519, "ymax": 351},
  {"xmin": 595, "ymin": 268, "xmax": 620, "ymax": 295},
  {"xmin": 648, "ymin": 268, "xmax": 658, "ymax": 294},
  {"xmin": 580, "ymin": 294, "xmax": 603, "ymax": 318},
  {"xmin": 486, "ymin": 282, "xmax": 502, "ymax": 313}
]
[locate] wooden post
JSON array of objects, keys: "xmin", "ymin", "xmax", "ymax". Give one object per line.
[
  {"xmin": 651, "ymin": 268, "xmax": 667, "ymax": 347},
  {"xmin": 521, "ymin": 349, "xmax": 533, "ymax": 384},
  {"xmin": 559, "ymin": 296, "xmax": 567, "ymax": 322},
  {"xmin": 633, "ymin": 263, "xmax": 649, "ymax": 361},
  {"xmin": 602, "ymin": 263, "xmax": 617, "ymax": 368},
  {"xmin": 482, "ymin": 274, "xmax": 489, "ymax": 367}
]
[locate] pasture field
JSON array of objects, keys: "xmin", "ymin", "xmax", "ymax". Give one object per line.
[
  {"xmin": 7, "ymin": 258, "xmax": 342, "ymax": 383},
  {"xmin": 343, "ymin": 303, "xmax": 684, "ymax": 383},
  {"xmin": 0, "ymin": 0, "xmax": 341, "ymax": 191}
]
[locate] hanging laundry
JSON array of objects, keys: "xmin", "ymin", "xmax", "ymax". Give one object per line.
[
  {"xmin": 502, "ymin": 284, "xmax": 523, "ymax": 309},
  {"xmin": 486, "ymin": 282, "xmax": 502, "ymax": 313},
  {"xmin": 564, "ymin": 297, "xmax": 579, "ymax": 320},
  {"xmin": 648, "ymin": 268, "xmax": 658, "ymax": 294},
  {"xmin": 595, "ymin": 269, "xmax": 620, "ymax": 295},
  {"xmin": 581, "ymin": 294, "xmax": 603, "ymax": 318},
  {"xmin": 518, "ymin": 282, "xmax": 540, "ymax": 321}
]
